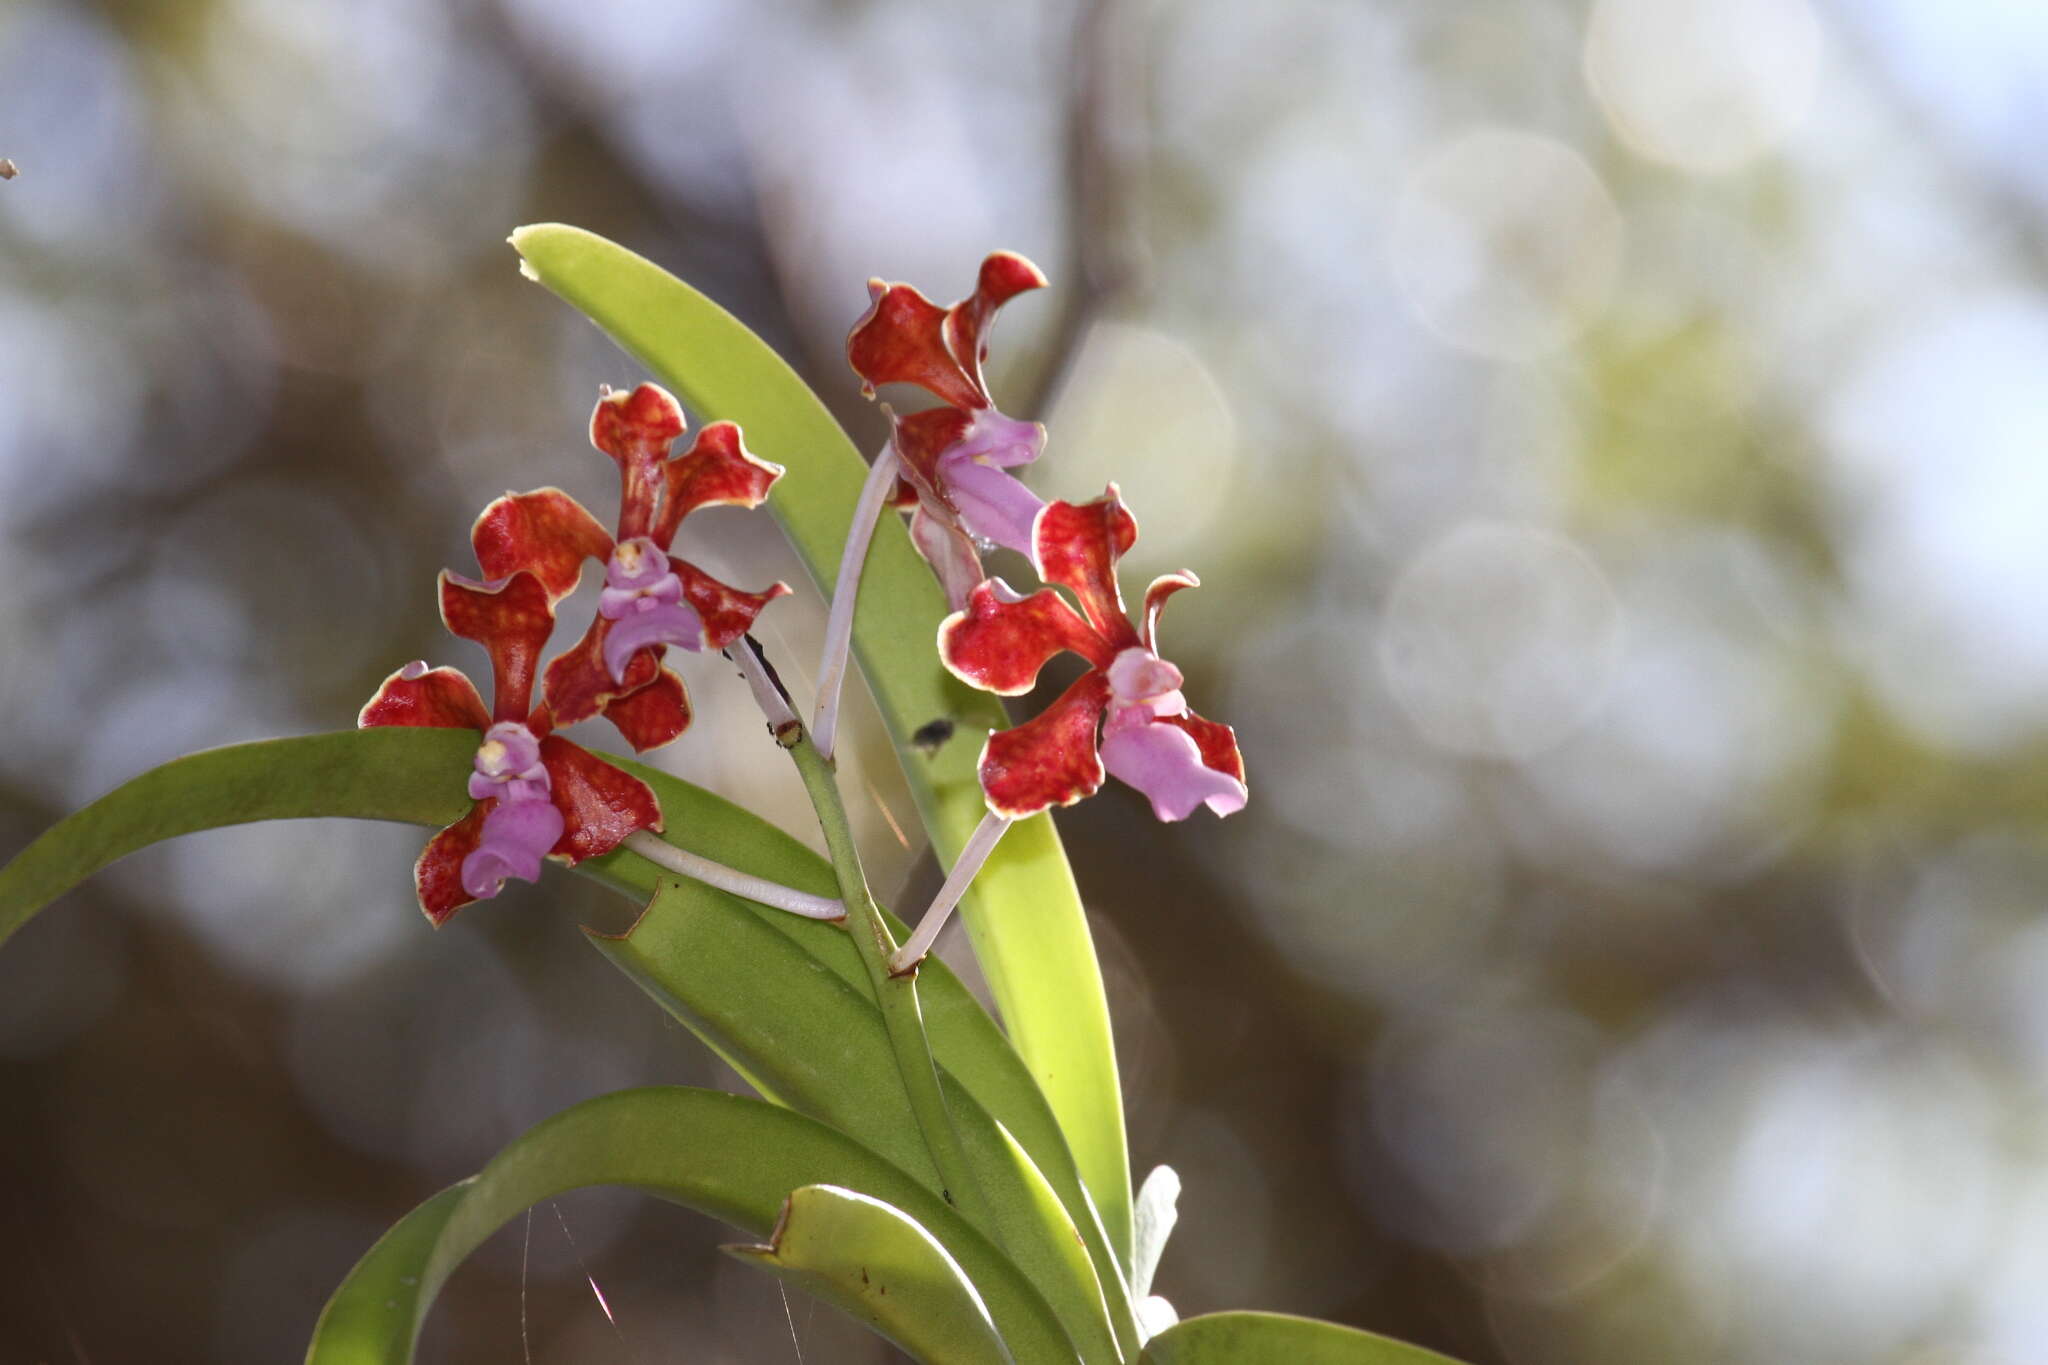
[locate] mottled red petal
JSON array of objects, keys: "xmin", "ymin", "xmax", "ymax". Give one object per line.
[
  {"xmin": 888, "ymin": 405, "xmax": 973, "ymax": 498},
  {"xmin": 439, "ymin": 571, "xmax": 556, "ymax": 723},
  {"xmin": 846, "ymin": 252, "xmax": 1047, "ymax": 409},
  {"xmin": 848, "ymin": 280, "xmax": 981, "ymax": 409},
  {"xmin": 1141, "ymin": 572, "xmax": 1200, "ymax": 654},
  {"xmin": 948, "ymin": 252, "xmax": 1049, "ymax": 382},
  {"xmin": 671, "ymin": 557, "xmax": 790, "ymax": 650},
  {"xmin": 471, "ymin": 488, "xmax": 613, "ymax": 602},
  {"xmin": 651, "ymin": 421, "xmax": 784, "ymax": 549},
  {"xmin": 978, "ymin": 672, "xmax": 1112, "ymax": 818},
  {"xmin": 541, "ymin": 614, "xmax": 661, "ymax": 730},
  {"xmin": 591, "ymin": 383, "xmax": 687, "ymax": 541},
  {"xmin": 359, "ymin": 662, "xmax": 490, "ymax": 731},
  {"xmin": 940, "ymin": 579, "xmax": 1110, "ymax": 694},
  {"xmin": 1159, "ymin": 708, "xmax": 1246, "ymax": 786},
  {"xmin": 540, "ymin": 735, "xmax": 663, "ymax": 864},
  {"xmin": 415, "ymin": 803, "xmax": 489, "ymax": 926},
  {"xmin": 1033, "ymin": 490, "xmax": 1142, "ymax": 649},
  {"xmin": 603, "ymin": 666, "xmax": 692, "ymax": 752}
]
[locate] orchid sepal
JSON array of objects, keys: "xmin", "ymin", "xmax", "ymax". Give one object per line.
[{"xmin": 938, "ymin": 489, "xmax": 1248, "ymax": 823}]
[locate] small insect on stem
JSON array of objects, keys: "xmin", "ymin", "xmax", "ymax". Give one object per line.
[{"xmin": 0, "ymin": 160, "xmax": 18, "ymax": 181}]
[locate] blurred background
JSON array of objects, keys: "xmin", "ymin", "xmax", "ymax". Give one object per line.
[{"xmin": 3, "ymin": 0, "xmax": 2047, "ymax": 1359}]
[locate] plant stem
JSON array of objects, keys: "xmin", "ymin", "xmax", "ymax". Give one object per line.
[
  {"xmin": 621, "ymin": 831, "xmax": 844, "ymax": 920},
  {"xmin": 786, "ymin": 728, "xmax": 995, "ymax": 1230},
  {"xmin": 811, "ymin": 445, "xmax": 901, "ymax": 763},
  {"xmin": 888, "ymin": 810, "xmax": 1012, "ymax": 976},
  {"xmin": 724, "ymin": 634, "xmax": 801, "ymax": 738}
]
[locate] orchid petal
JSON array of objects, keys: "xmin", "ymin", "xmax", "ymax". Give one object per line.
[
  {"xmin": 651, "ymin": 420, "xmax": 784, "ymax": 549},
  {"xmin": 539, "ymin": 615, "xmax": 660, "ymax": 731},
  {"xmin": 358, "ymin": 661, "xmax": 491, "ymax": 731},
  {"xmin": 438, "ymin": 570, "xmax": 556, "ymax": 725},
  {"xmin": 1158, "ymin": 708, "xmax": 1248, "ymax": 787},
  {"xmin": 1140, "ymin": 572, "xmax": 1200, "ymax": 654},
  {"xmin": 1033, "ymin": 491, "xmax": 1142, "ymax": 649},
  {"xmin": 977, "ymin": 672, "xmax": 1113, "ymax": 819},
  {"xmin": 846, "ymin": 251, "xmax": 1047, "ymax": 408},
  {"xmin": 952, "ymin": 408, "xmax": 1045, "ymax": 470},
  {"xmin": 590, "ymin": 383, "xmax": 687, "ymax": 541},
  {"xmin": 1099, "ymin": 717, "xmax": 1247, "ymax": 822},
  {"xmin": 948, "ymin": 251, "xmax": 1050, "ymax": 380},
  {"xmin": 415, "ymin": 804, "xmax": 490, "ymax": 926},
  {"xmin": 849, "ymin": 286, "xmax": 982, "ymax": 409},
  {"xmin": 470, "ymin": 488, "xmax": 613, "ymax": 602},
  {"xmin": 940, "ymin": 579, "xmax": 1110, "ymax": 695},
  {"xmin": 671, "ymin": 557, "xmax": 790, "ymax": 651},
  {"xmin": 941, "ymin": 452, "xmax": 1045, "ymax": 558},
  {"xmin": 908, "ymin": 503, "xmax": 988, "ymax": 612},
  {"xmin": 888, "ymin": 405, "xmax": 974, "ymax": 497},
  {"xmin": 602, "ymin": 666, "xmax": 692, "ymax": 752},
  {"xmin": 459, "ymin": 796, "xmax": 566, "ymax": 901},
  {"xmin": 603, "ymin": 598, "xmax": 707, "ymax": 680},
  {"xmin": 538, "ymin": 735, "xmax": 663, "ymax": 863}
]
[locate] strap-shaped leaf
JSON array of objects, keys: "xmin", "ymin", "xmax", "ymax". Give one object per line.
[
  {"xmin": 0, "ymin": 728, "xmax": 476, "ymax": 947},
  {"xmin": 303, "ymin": 1087, "xmax": 1076, "ymax": 1363},
  {"xmin": 0, "ymin": 727, "xmax": 1134, "ymax": 1348},
  {"xmin": 512, "ymin": 223, "xmax": 1133, "ymax": 1264},
  {"xmin": 726, "ymin": 1184, "xmax": 1014, "ymax": 1365},
  {"xmin": 1139, "ymin": 1312, "xmax": 1471, "ymax": 1365},
  {"xmin": 600, "ymin": 878, "xmax": 1139, "ymax": 1361}
]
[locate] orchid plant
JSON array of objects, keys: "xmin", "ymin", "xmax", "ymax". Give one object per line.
[{"xmin": 0, "ymin": 228, "xmax": 1458, "ymax": 1365}]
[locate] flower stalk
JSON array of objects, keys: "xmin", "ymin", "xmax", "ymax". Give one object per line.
[
  {"xmin": 621, "ymin": 831, "xmax": 843, "ymax": 920},
  {"xmin": 888, "ymin": 809, "xmax": 1012, "ymax": 976},
  {"xmin": 810, "ymin": 444, "xmax": 901, "ymax": 762},
  {"xmin": 785, "ymin": 722, "xmax": 995, "ymax": 1231}
]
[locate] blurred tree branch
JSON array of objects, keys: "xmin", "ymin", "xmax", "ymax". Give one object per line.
[{"xmin": 1022, "ymin": 0, "xmax": 1151, "ymax": 421}]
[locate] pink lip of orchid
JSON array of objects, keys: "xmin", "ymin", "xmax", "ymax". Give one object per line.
[
  {"xmin": 846, "ymin": 252, "xmax": 1052, "ymax": 607},
  {"xmin": 357, "ymin": 568, "xmax": 663, "ymax": 925},
  {"xmin": 937, "ymin": 487, "xmax": 1248, "ymax": 822},
  {"xmin": 466, "ymin": 383, "xmax": 790, "ymax": 753}
]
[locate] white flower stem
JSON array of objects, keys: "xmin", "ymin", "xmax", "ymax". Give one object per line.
[
  {"xmin": 887, "ymin": 809, "xmax": 1012, "ymax": 975},
  {"xmin": 623, "ymin": 830, "xmax": 843, "ymax": 920},
  {"xmin": 811, "ymin": 445, "xmax": 901, "ymax": 763},
  {"xmin": 725, "ymin": 633, "xmax": 801, "ymax": 738}
]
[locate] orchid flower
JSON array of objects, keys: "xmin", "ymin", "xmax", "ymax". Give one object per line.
[
  {"xmin": 359, "ymin": 569, "xmax": 663, "ymax": 924},
  {"xmin": 471, "ymin": 383, "xmax": 790, "ymax": 751},
  {"xmin": 845, "ymin": 251, "xmax": 1050, "ymax": 608},
  {"xmin": 939, "ymin": 488, "xmax": 1248, "ymax": 823}
]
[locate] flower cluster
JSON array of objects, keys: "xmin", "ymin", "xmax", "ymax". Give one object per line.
[
  {"xmin": 847, "ymin": 252, "xmax": 1051, "ymax": 609},
  {"xmin": 361, "ymin": 384, "xmax": 788, "ymax": 922},
  {"xmin": 847, "ymin": 258, "xmax": 1247, "ymax": 823}
]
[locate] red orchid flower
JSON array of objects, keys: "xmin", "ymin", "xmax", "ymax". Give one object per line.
[
  {"xmin": 469, "ymin": 383, "xmax": 790, "ymax": 751},
  {"xmin": 938, "ymin": 488, "xmax": 1248, "ymax": 822},
  {"xmin": 846, "ymin": 251, "xmax": 1050, "ymax": 607},
  {"xmin": 359, "ymin": 569, "xmax": 663, "ymax": 924}
]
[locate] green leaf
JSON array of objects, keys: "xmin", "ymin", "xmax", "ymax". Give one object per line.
[
  {"xmin": 597, "ymin": 877, "xmax": 1139, "ymax": 1361},
  {"xmin": 303, "ymin": 1088, "xmax": 1077, "ymax": 1363},
  {"xmin": 511, "ymin": 223, "xmax": 1133, "ymax": 1263},
  {"xmin": 0, "ymin": 728, "xmax": 1135, "ymax": 1349},
  {"xmin": 725, "ymin": 1184, "xmax": 1015, "ymax": 1365},
  {"xmin": 1139, "ymin": 1313, "xmax": 1472, "ymax": 1365},
  {"xmin": 0, "ymin": 728, "xmax": 476, "ymax": 950}
]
